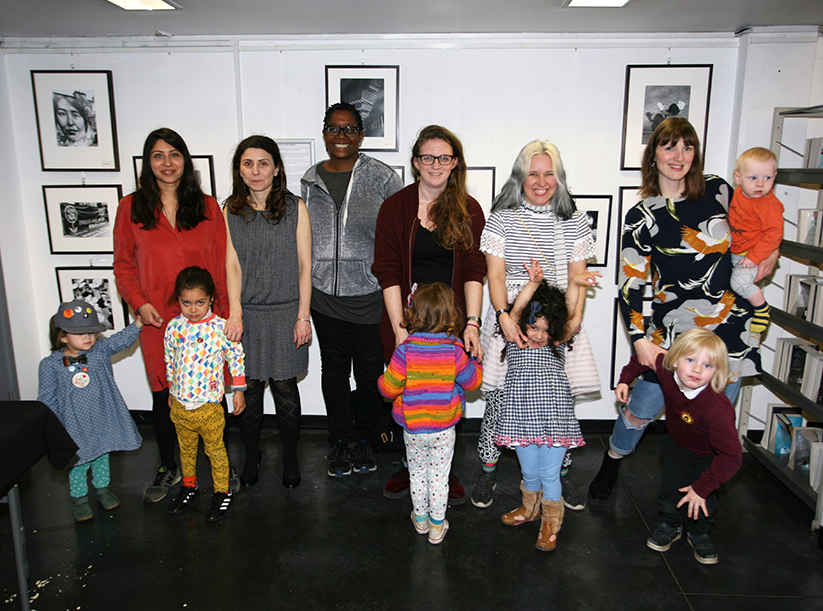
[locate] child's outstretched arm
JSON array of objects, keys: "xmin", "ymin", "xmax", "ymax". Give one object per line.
[{"xmin": 510, "ymin": 258, "xmax": 544, "ymax": 323}]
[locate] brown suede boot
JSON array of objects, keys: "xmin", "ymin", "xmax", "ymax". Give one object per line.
[
  {"xmin": 501, "ymin": 484, "xmax": 541, "ymax": 526},
  {"xmin": 536, "ymin": 498, "xmax": 565, "ymax": 552}
]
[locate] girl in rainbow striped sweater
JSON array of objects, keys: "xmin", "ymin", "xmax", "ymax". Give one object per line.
[{"xmin": 378, "ymin": 283, "xmax": 482, "ymax": 545}]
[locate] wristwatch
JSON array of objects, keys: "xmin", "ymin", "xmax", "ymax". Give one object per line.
[
  {"xmin": 467, "ymin": 315, "xmax": 482, "ymax": 327},
  {"xmin": 495, "ymin": 308, "xmax": 509, "ymax": 321}
]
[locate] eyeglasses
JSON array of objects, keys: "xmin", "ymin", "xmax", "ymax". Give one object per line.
[
  {"xmin": 323, "ymin": 125, "xmax": 360, "ymax": 136},
  {"xmin": 416, "ymin": 154, "xmax": 455, "ymax": 166}
]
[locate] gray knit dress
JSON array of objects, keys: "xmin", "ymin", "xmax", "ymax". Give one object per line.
[{"xmin": 227, "ymin": 194, "xmax": 308, "ymax": 381}]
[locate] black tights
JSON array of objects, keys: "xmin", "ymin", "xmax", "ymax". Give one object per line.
[{"xmin": 239, "ymin": 378, "xmax": 302, "ymax": 476}]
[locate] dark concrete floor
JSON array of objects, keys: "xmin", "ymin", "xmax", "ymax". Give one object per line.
[{"xmin": 2, "ymin": 425, "xmax": 823, "ymax": 611}]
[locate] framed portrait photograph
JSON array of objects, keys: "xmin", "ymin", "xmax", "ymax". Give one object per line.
[
  {"xmin": 620, "ymin": 64, "xmax": 713, "ymax": 170},
  {"xmin": 466, "ymin": 167, "xmax": 497, "ymax": 218},
  {"xmin": 609, "ymin": 297, "xmax": 654, "ymax": 390},
  {"xmin": 326, "ymin": 65, "xmax": 399, "ymax": 152},
  {"xmin": 133, "ymin": 155, "xmax": 216, "ymax": 197},
  {"xmin": 55, "ymin": 267, "xmax": 129, "ymax": 336},
  {"xmin": 31, "ymin": 70, "xmax": 119, "ymax": 172},
  {"xmin": 276, "ymin": 139, "xmax": 316, "ymax": 196},
  {"xmin": 43, "ymin": 184, "xmax": 122, "ymax": 255},
  {"xmin": 573, "ymin": 195, "xmax": 613, "ymax": 268}
]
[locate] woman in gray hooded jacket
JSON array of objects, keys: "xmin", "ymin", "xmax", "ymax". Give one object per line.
[{"xmin": 301, "ymin": 102, "xmax": 404, "ymax": 478}]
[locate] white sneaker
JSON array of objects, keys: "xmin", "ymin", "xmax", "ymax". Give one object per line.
[
  {"xmin": 428, "ymin": 519, "xmax": 449, "ymax": 545},
  {"xmin": 411, "ymin": 511, "xmax": 429, "ymax": 535}
]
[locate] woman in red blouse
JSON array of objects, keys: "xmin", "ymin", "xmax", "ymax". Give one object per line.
[{"xmin": 114, "ymin": 128, "xmax": 234, "ymax": 503}]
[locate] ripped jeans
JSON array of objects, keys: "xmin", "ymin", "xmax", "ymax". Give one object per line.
[{"xmin": 608, "ymin": 377, "xmax": 741, "ymax": 456}]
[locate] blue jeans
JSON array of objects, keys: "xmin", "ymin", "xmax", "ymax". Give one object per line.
[
  {"xmin": 514, "ymin": 445, "xmax": 567, "ymax": 501},
  {"xmin": 608, "ymin": 377, "xmax": 741, "ymax": 456}
]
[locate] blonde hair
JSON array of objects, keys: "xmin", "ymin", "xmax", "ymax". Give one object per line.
[
  {"xmin": 734, "ymin": 147, "xmax": 777, "ymax": 174},
  {"xmin": 662, "ymin": 328, "xmax": 729, "ymax": 393}
]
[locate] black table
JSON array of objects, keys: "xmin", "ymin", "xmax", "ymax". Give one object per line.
[{"xmin": 1, "ymin": 401, "xmax": 77, "ymax": 611}]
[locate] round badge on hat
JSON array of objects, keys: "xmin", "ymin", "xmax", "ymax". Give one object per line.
[{"xmin": 54, "ymin": 299, "xmax": 106, "ymax": 334}]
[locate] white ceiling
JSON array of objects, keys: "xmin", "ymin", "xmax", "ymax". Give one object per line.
[{"xmin": 1, "ymin": 0, "xmax": 822, "ymax": 39}]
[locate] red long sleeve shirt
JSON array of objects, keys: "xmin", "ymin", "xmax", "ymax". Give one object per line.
[{"xmin": 619, "ymin": 354, "xmax": 742, "ymax": 499}]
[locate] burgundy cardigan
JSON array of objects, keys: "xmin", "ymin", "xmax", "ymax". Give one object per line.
[{"xmin": 372, "ymin": 182, "xmax": 486, "ymax": 361}]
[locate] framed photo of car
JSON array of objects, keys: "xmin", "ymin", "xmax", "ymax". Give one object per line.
[
  {"xmin": 56, "ymin": 266, "xmax": 129, "ymax": 335},
  {"xmin": 31, "ymin": 70, "xmax": 120, "ymax": 172},
  {"xmin": 43, "ymin": 184, "xmax": 121, "ymax": 255}
]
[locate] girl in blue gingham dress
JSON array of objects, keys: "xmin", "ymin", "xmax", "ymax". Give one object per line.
[{"xmin": 494, "ymin": 260, "xmax": 599, "ymax": 551}]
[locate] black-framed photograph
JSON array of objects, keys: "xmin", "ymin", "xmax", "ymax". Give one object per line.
[
  {"xmin": 574, "ymin": 194, "xmax": 613, "ymax": 268},
  {"xmin": 31, "ymin": 70, "xmax": 119, "ymax": 172},
  {"xmin": 325, "ymin": 65, "xmax": 399, "ymax": 152},
  {"xmin": 466, "ymin": 167, "xmax": 497, "ymax": 218},
  {"xmin": 133, "ymin": 155, "xmax": 216, "ymax": 197},
  {"xmin": 56, "ymin": 267, "xmax": 129, "ymax": 335},
  {"xmin": 609, "ymin": 297, "xmax": 654, "ymax": 390},
  {"xmin": 391, "ymin": 165, "xmax": 406, "ymax": 184},
  {"xmin": 43, "ymin": 185, "xmax": 122, "ymax": 255},
  {"xmin": 615, "ymin": 186, "xmax": 642, "ymax": 285},
  {"xmin": 620, "ymin": 64, "xmax": 713, "ymax": 170}
]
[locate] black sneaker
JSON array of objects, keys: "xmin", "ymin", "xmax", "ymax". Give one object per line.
[
  {"xmin": 168, "ymin": 485, "xmax": 198, "ymax": 514},
  {"xmin": 470, "ymin": 471, "xmax": 497, "ymax": 508},
  {"xmin": 327, "ymin": 441, "xmax": 352, "ymax": 477},
  {"xmin": 688, "ymin": 533, "xmax": 719, "ymax": 565},
  {"xmin": 646, "ymin": 522, "xmax": 682, "ymax": 552},
  {"xmin": 561, "ymin": 474, "xmax": 585, "ymax": 511},
  {"xmin": 205, "ymin": 492, "xmax": 232, "ymax": 522},
  {"xmin": 351, "ymin": 441, "xmax": 377, "ymax": 473},
  {"xmin": 144, "ymin": 465, "xmax": 182, "ymax": 504}
]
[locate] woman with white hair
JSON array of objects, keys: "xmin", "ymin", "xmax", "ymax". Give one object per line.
[{"xmin": 470, "ymin": 140, "xmax": 597, "ymax": 511}]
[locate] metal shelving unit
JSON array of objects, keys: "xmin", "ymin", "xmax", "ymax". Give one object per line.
[{"xmin": 740, "ymin": 105, "xmax": 823, "ymax": 529}]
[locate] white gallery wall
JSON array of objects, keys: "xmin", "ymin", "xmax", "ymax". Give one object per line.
[{"xmin": 0, "ymin": 28, "xmax": 821, "ymax": 423}]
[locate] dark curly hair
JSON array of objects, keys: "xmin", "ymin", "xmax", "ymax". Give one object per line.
[
  {"xmin": 224, "ymin": 135, "xmax": 293, "ymax": 224},
  {"xmin": 500, "ymin": 281, "xmax": 571, "ymax": 361}
]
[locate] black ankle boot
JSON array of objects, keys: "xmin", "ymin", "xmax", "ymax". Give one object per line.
[
  {"xmin": 282, "ymin": 453, "xmax": 301, "ymax": 489},
  {"xmin": 240, "ymin": 453, "xmax": 262, "ymax": 487},
  {"xmin": 588, "ymin": 450, "xmax": 622, "ymax": 501}
]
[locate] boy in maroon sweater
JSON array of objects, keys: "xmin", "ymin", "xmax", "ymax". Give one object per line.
[{"xmin": 616, "ymin": 328, "xmax": 742, "ymax": 565}]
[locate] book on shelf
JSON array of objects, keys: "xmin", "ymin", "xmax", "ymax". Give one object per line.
[
  {"xmin": 810, "ymin": 442, "xmax": 823, "ymax": 493},
  {"xmin": 796, "ymin": 208, "xmax": 822, "ymax": 246},
  {"xmin": 784, "ymin": 275, "xmax": 818, "ymax": 319},
  {"xmin": 769, "ymin": 411, "xmax": 807, "ymax": 455},
  {"xmin": 761, "ymin": 403, "xmax": 794, "ymax": 450},
  {"xmin": 800, "ymin": 351, "xmax": 823, "ymax": 402},
  {"xmin": 788, "ymin": 426, "xmax": 823, "ymax": 470},
  {"xmin": 772, "ymin": 337, "xmax": 814, "ymax": 381},
  {"xmin": 786, "ymin": 344, "xmax": 817, "ymax": 392},
  {"xmin": 804, "ymin": 137, "xmax": 823, "ymax": 169}
]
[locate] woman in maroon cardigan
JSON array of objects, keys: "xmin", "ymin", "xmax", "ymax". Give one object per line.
[{"xmin": 372, "ymin": 125, "xmax": 486, "ymax": 502}]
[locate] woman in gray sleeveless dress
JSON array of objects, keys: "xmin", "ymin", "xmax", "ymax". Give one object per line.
[{"xmin": 224, "ymin": 135, "xmax": 312, "ymax": 488}]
